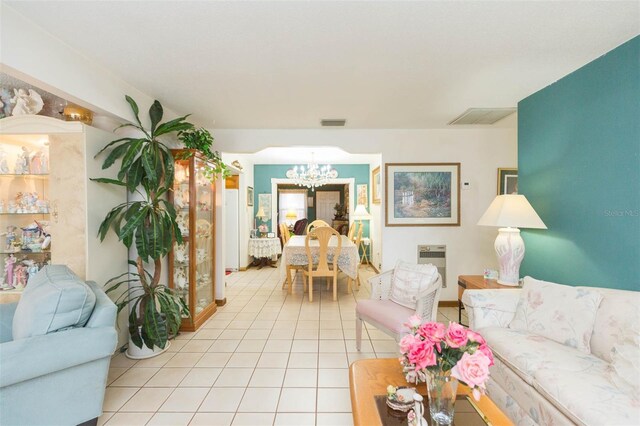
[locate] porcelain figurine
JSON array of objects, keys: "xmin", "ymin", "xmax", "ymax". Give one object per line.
[
  {"xmin": 174, "ymin": 268, "xmax": 187, "ymax": 289},
  {"xmin": 4, "ymin": 254, "xmax": 16, "ymax": 288},
  {"xmin": 174, "ymin": 243, "xmax": 188, "ymax": 263},
  {"xmin": 13, "ymin": 263, "xmax": 27, "ymax": 289},
  {"xmin": 24, "ymin": 260, "xmax": 39, "ymax": 282},
  {"xmin": 7, "ymin": 201, "xmax": 16, "ymax": 214},
  {"xmin": 5, "ymin": 226, "xmax": 16, "ymax": 251},
  {"xmin": 10, "ymin": 88, "xmax": 44, "ymax": 116},
  {"xmin": 0, "ymin": 149, "xmax": 9, "ymax": 173},
  {"xmin": 0, "ymin": 88, "xmax": 12, "ymax": 118},
  {"xmin": 0, "ymin": 200, "xmax": 4, "ymax": 214}
]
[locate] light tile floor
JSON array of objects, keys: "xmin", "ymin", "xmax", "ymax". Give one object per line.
[{"xmin": 100, "ymin": 265, "xmax": 467, "ymax": 426}]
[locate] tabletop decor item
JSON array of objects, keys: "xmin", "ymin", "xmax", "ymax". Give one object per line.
[{"xmin": 399, "ymin": 315, "xmax": 494, "ymax": 426}]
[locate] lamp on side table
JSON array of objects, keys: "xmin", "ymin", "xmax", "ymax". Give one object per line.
[{"xmin": 477, "ymin": 194, "xmax": 547, "ymax": 286}]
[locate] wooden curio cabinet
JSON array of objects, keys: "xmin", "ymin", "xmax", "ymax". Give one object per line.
[{"xmin": 168, "ymin": 150, "xmax": 216, "ymax": 331}]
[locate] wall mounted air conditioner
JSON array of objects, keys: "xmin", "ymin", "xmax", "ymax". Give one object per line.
[{"xmin": 417, "ymin": 245, "xmax": 446, "ymax": 288}]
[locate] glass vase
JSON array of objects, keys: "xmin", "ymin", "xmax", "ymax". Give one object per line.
[{"xmin": 426, "ymin": 370, "xmax": 458, "ymax": 426}]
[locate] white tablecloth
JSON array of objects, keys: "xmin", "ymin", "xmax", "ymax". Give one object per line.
[
  {"xmin": 279, "ymin": 235, "xmax": 359, "ymax": 279},
  {"xmin": 248, "ymin": 237, "xmax": 282, "ymax": 258}
]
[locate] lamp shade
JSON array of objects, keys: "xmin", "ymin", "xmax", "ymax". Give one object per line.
[
  {"xmin": 255, "ymin": 206, "xmax": 267, "ymax": 219},
  {"xmin": 352, "ymin": 204, "xmax": 371, "ymax": 220},
  {"xmin": 285, "ymin": 210, "xmax": 298, "ymax": 220},
  {"xmin": 477, "ymin": 194, "xmax": 547, "ymax": 229}
]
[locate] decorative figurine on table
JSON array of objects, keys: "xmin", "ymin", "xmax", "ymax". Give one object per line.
[
  {"xmin": 0, "ymin": 148, "xmax": 9, "ymax": 173},
  {"xmin": 4, "ymin": 254, "xmax": 17, "ymax": 288},
  {"xmin": 174, "ymin": 268, "xmax": 187, "ymax": 290},
  {"xmin": 10, "ymin": 88, "xmax": 44, "ymax": 116},
  {"xmin": 258, "ymin": 224, "xmax": 268, "ymax": 237}
]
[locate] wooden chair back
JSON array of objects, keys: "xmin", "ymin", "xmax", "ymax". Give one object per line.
[
  {"xmin": 354, "ymin": 224, "xmax": 364, "ymax": 260},
  {"xmin": 305, "ymin": 219, "xmax": 330, "ymax": 235},
  {"xmin": 305, "ymin": 226, "xmax": 342, "ymax": 277},
  {"xmin": 279, "ymin": 223, "xmax": 290, "ymax": 245}
]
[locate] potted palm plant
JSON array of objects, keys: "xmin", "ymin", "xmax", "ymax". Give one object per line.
[{"xmin": 94, "ymin": 96, "xmax": 194, "ymax": 358}]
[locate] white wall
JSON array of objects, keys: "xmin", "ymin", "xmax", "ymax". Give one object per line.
[
  {"xmin": 1, "ymin": 4, "xmax": 186, "ymax": 126},
  {"xmin": 213, "ymin": 127, "xmax": 517, "ymax": 301},
  {"xmin": 369, "ymin": 158, "xmax": 383, "ymax": 270},
  {"xmin": 221, "ymin": 153, "xmax": 255, "ymax": 269}
]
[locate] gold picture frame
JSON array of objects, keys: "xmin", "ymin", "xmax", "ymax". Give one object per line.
[
  {"xmin": 372, "ymin": 166, "xmax": 381, "ymax": 204},
  {"xmin": 497, "ymin": 168, "xmax": 518, "ymax": 195}
]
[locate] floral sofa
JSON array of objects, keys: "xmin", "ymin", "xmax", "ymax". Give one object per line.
[{"xmin": 462, "ymin": 276, "xmax": 640, "ymax": 426}]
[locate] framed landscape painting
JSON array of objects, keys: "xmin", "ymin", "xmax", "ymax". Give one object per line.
[
  {"xmin": 497, "ymin": 168, "xmax": 518, "ymax": 195},
  {"xmin": 385, "ymin": 163, "xmax": 460, "ymax": 226}
]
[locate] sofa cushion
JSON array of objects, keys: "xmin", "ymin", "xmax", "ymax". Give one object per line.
[
  {"xmin": 389, "ymin": 261, "xmax": 438, "ymax": 309},
  {"xmin": 534, "ymin": 367, "xmax": 640, "ymax": 426},
  {"xmin": 609, "ymin": 331, "xmax": 640, "ymax": 394},
  {"xmin": 356, "ymin": 299, "xmax": 414, "ymax": 335},
  {"xmin": 589, "ymin": 287, "xmax": 640, "ymax": 362},
  {"xmin": 509, "ymin": 277, "xmax": 603, "ymax": 353},
  {"xmin": 480, "ymin": 327, "xmax": 606, "ymax": 386},
  {"xmin": 12, "ymin": 265, "xmax": 96, "ymax": 340}
]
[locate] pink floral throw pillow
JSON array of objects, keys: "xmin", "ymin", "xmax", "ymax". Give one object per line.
[
  {"xmin": 390, "ymin": 261, "xmax": 439, "ymax": 309},
  {"xmin": 509, "ymin": 277, "xmax": 603, "ymax": 353}
]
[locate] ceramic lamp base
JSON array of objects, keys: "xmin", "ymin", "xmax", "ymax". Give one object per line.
[{"xmin": 494, "ymin": 227, "xmax": 524, "ymax": 286}]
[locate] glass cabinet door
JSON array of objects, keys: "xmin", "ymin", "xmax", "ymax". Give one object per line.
[
  {"xmin": 172, "ymin": 159, "xmax": 191, "ymax": 310},
  {"xmin": 193, "ymin": 156, "xmax": 214, "ymax": 316}
]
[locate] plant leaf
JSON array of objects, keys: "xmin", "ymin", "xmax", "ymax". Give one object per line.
[
  {"xmin": 149, "ymin": 100, "xmax": 163, "ymax": 136},
  {"xmin": 154, "ymin": 115, "xmax": 192, "ymax": 137},
  {"xmin": 90, "ymin": 177, "xmax": 127, "ymax": 186}
]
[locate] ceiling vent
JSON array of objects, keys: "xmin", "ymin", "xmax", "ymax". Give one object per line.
[
  {"xmin": 448, "ymin": 108, "xmax": 516, "ymax": 125},
  {"xmin": 321, "ymin": 119, "xmax": 346, "ymax": 127}
]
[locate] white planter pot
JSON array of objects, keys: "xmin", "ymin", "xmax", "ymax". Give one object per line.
[{"xmin": 125, "ymin": 337, "xmax": 171, "ymax": 360}]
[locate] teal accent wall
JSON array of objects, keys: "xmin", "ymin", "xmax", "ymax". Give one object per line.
[
  {"xmin": 518, "ymin": 36, "xmax": 639, "ymax": 291},
  {"xmin": 253, "ymin": 164, "xmax": 371, "ymax": 243}
]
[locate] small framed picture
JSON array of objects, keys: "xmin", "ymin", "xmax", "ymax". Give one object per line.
[
  {"xmin": 357, "ymin": 184, "xmax": 368, "ymax": 206},
  {"xmin": 267, "ymin": 232, "xmax": 275, "ymax": 238},
  {"xmin": 247, "ymin": 186, "xmax": 254, "ymax": 206},
  {"xmin": 250, "ymin": 229, "xmax": 257, "ymax": 238},
  {"xmin": 497, "ymin": 168, "xmax": 518, "ymax": 195},
  {"xmin": 372, "ymin": 166, "xmax": 381, "ymax": 204}
]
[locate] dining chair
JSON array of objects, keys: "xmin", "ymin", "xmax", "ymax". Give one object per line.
[
  {"xmin": 279, "ymin": 223, "xmax": 290, "ymax": 246},
  {"xmin": 292, "ymin": 218, "xmax": 308, "ymax": 235},
  {"xmin": 330, "ymin": 223, "xmax": 362, "ymax": 292},
  {"xmin": 355, "ymin": 261, "xmax": 442, "ymax": 350},
  {"xmin": 303, "ymin": 226, "xmax": 342, "ymax": 302},
  {"xmin": 305, "ymin": 219, "xmax": 330, "ymax": 235}
]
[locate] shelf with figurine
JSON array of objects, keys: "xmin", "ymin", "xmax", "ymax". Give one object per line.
[{"xmin": 168, "ymin": 150, "xmax": 216, "ymax": 331}]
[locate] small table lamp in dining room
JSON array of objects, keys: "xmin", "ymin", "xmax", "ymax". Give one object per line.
[
  {"xmin": 285, "ymin": 210, "xmax": 298, "ymax": 226},
  {"xmin": 352, "ymin": 204, "xmax": 372, "ymax": 229},
  {"xmin": 477, "ymin": 194, "xmax": 547, "ymax": 286},
  {"xmin": 255, "ymin": 206, "xmax": 268, "ymax": 229}
]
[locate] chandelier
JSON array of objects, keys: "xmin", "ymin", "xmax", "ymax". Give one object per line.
[{"xmin": 286, "ymin": 154, "xmax": 338, "ymax": 191}]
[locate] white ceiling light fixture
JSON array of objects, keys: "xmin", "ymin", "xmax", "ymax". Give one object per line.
[{"xmin": 286, "ymin": 152, "xmax": 338, "ymax": 191}]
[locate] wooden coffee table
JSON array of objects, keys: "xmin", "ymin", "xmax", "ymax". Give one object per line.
[{"xmin": 349, "ymin": 358, "xmax": 513, "ymax": 426}]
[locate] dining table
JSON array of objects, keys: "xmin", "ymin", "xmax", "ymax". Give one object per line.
[{"xmin": 279, "ymin": 234, "xmax": 359, "ymax": 294}]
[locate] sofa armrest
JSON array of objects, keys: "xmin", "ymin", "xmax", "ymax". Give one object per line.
[
  {"xmin": 0, "ymin": 326, "xmax": 117, "ymax": 388},
  {"xmin": 0, "ymin": 303, "xmax": 17, "ymax": 344},
  {"xmin": 461, "ymin": 289, "xmax": 522, "ymax": 330},
  {"xmin": 368, "ymin": 270, "xmax": 394, "ymax": 300}
]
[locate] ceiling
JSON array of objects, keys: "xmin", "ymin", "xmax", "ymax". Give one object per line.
[
  {"xmin": 5, "ymin": 1, "xmax": 639, "ymax": 129},
  {"xmin": 236, "ymin": 147, "xmax": 380, "ymax": 165}
]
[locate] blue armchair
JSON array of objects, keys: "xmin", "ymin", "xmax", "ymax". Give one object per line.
[{"xmin": 0, "ymin": 281, "xmax": 117, "ymax": 426}]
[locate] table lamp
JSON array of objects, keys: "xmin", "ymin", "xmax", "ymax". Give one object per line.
[
  {"xmin": 285, "ymin": 210, "xmax": 298, "ymax": 226},
  {"xmin": 477, "ymin": 194, "xmax": 547, "ymax": 286},
  {"xmin": 352, "ymin": 204, "xmax": 372, "ymax": 228}
]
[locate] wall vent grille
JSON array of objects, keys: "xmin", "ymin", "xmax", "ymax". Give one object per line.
[
  {"xmin": 448, "ymin": 108, "xmax": 516, "ymax": 125},
  {"xmin": 321, "ymin": 119, "xmax": 347, "ymax": 127}
]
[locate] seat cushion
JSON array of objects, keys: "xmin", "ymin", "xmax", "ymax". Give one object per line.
[
  {"xmin": 356, "ymin": 299, "xmax": 414, "ymax": 335},
  {"xmin": 480, "ymin": 326, "xmax": 606, "ymax": 386},
  {"xmin": 389, "ymin": 261, "xmax": 438, "ymax": 309},
  {"xmin": 12, "ymin": 265, "xmax": 96, "ymax": 340},
  {"xmin": 534, "ymin": 366, "xmax": 640, "ymax": 426},
  {"xmin": 509, "ymin": 277, "xmax": 603, "ymax": 353}
]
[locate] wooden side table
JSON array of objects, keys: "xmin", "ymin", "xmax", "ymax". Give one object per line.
[{"xmin": 457, "ymin": 275, "xmax": 518, "ymax": 326}]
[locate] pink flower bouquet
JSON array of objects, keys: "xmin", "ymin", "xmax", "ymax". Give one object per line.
[{"xmin": 399, "ymin": 315, "xmax": 494, "ymax": 401}]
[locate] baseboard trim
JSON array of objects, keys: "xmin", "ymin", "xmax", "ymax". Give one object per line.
[
  {"xmin": 438, "ymin": 301, "xmax": 459, "ymax": 308},
  {"xmin": 215, "ymin": 298, "xmax": 227, "ymax": 307},
  {"xmin": 239, "ymin": 266, "xmax": 248, "ymax": 271}
]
